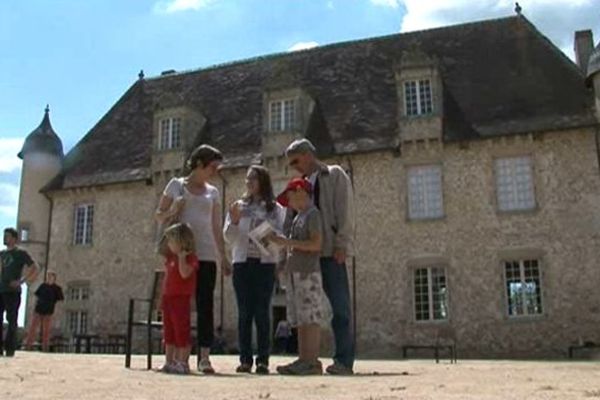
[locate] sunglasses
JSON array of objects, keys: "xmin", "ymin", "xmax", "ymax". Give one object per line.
[{"xmin": 288, "ymin": 159, "xmax": 300, "ymax": 167}]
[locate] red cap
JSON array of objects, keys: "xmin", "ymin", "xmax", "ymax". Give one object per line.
[{"xmin": 276, "ymin": 177, "xmax": 312, "ymax": 207}]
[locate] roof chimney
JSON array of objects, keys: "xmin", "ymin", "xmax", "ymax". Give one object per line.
[{"xmin": 574, "ymin": 30, "xmax": 594, "ymax": 74}]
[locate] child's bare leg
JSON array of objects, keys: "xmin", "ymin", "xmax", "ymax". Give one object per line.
[
  {"xmin": 298, "ymin": 325, "xmax": 308, "ymax": 361},
  {"xmin": 176, "ymin": 345, "xmax": 191, "ymax": 365},
  {"xmin": 25, "ymin": 313, "xmax": 41, "ymax": 350},
  {"xmin": 175, "ymin": 346, "xmax": 192, "ymax": 372},
  {"xmin": 304, "ymin": 323, "xmax": 321, "ymax": 363},
  {"xmin": 298, "ymin": 324, "xmax": 320, "ymax": 362},
  {"xmin": 165, "ymin": 344, "xmax": 175, "ymax": 364}
]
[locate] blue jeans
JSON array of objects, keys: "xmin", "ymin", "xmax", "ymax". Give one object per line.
[
  {"xmin": 233, "ymin": 259, "xmax": 275, "ymax": 366},
  {"xmin": 320, "ymin": 257, "xmax": 355, "ymax": 368}
]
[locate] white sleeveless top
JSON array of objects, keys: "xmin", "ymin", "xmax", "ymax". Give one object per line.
[{"xmin": 164, "ymin": 177, "xmax": 220, "ymax": 262}]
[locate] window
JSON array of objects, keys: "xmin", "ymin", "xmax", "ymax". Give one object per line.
[
  {"xmin": 407, "ymin": 165, "xmax": 443, "ymax": 220},
  {"xmin": 269, "ymin": 99, "xmax": 296, "ymax": 131},
  {"xmin": 414, "ymin": 267, "xmax": 448, "ymax": 321},
  {"xmin": 68, "ymin": 286, "xmax": 90, "ymax": 301},
  {"xmin": 20, "ymin": 228, "xmax": 29, "ymax": 242},
  {"xmin": 158, "ymin": 117, "xmax": 182, "ymax": 150},
  {"xmin": 495, "ymin": 156, "xmax": 535, "ymax": 211},
  {"xmin": 504, "ymin": 259, "xmax": 543, "ymax": 317},
  {"xmin": 68, "ymin": 311, "xmax": 88, "ymax": 334},
  {"xmin": 404, "ymin": 79, "xmax": 433, "ymax": 116},
  {"xmin": 67, "ymin": 283, "xmax": 90, "ymax": 334},
  {"xmin": 74, "ymin": 204, "xmax": 94, "ymax": 245}
]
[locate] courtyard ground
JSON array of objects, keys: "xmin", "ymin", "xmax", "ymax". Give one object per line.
[{"xmin": 0, "ymin": 353, "xmax": 599, "ymax": 399}]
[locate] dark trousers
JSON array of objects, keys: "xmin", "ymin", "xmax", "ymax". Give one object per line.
[
  {"xmin": 232, "ymin": 259, "xmax": 275, "ymax": 366},
  {"xmin": 320, "ymin": 257, "xmax": 355, "ymax": 368},
  {"xmin": 196, "ymin": 261, "xmax": 217, "ymax": 350},
  {"xmin": 0, "ymin": 292, "xmax": 21, "ymax": 356}
]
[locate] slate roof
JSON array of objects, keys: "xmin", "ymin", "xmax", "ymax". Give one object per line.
[
  {"xmin": 19, "ymin": 106, "xmax": 64, "ymax": 160},
  {"xmin": 587, "ymin": 43, "xmax": 600, "ymax": 82},
  {"xmin": 43, "ymin": 15, "xmax": 597, "ymax": 192}
]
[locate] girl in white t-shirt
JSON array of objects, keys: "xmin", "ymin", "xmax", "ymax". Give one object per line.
[
  {"xmin": 223, "ymin": 165, "xmax": 285, "ymax": 374},
  {"xmin": 155, "ymin": 144, "xmax": 231, "ymax": 374}
]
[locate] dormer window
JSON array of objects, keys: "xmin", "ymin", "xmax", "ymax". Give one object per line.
[
  {"xmin": 269, "ymin": 99, "xmax": 296, "ymax": 132},
  {"xmin": 158, "ymin": 117, "xmax": 182, "ymax": 150},
  {"xmin": 404, "ymin": 79, "xmax": 433, "ymax": 116}
]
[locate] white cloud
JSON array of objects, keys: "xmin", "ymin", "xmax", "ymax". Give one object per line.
[
  {"xmin": 154, "ymin": 0, "xmax": 213, "ymax": 14},
  {"xmin": 370, "ymin": 0, "xmax": 401, "ymax": 8},
  {"xmin": 396, "ymin": 0, "xmax": 598, "ymax": 60},
  {"xmin": 0, "ymin": 138, "xmax": 24, "ymax": 173},
  {"xmin": 326, "ymin": 1, "xmax": 335, "ymax": 10},
  {"xmin": 0, "ymin": 182, "xmax": 19, "ymax": 219},
  {"xmin": 288, "ymin": 41, "xmax": 320, "ymax": 52},
  {"xmin": 0, "ymin": 138, "xmax": 23, "ymax": 221}
]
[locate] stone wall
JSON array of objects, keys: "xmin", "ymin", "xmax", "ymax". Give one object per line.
[
  {"xmin": 351, "ymin": 128, "xmax": 600, "ymax": 358},
  {"xmin": 45, "ymin": 181, "xmax": 158, "ymax": 338},
  {"xmin": 41, "ymin": 126, "xmax": 600, "ymax": 358}
]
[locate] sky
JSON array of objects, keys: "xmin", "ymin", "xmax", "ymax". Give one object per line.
[{"xmin": 0, "ymin": 0, "xmax": 599, "ymax": 247}]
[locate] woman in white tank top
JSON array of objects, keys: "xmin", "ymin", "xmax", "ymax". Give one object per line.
[{"xmin": 155, "ymin": 144, "xmax": 231, "ymax": 374}]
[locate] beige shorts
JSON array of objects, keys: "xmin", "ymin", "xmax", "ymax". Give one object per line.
[{"xmin": 285, "ymin": 271, "xmax": 329, "ymax": 327}]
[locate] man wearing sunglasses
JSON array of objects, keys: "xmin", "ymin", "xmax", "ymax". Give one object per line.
[{"xmin": 284, "ymin": 139, "xmax": 355, "ymax": 375}]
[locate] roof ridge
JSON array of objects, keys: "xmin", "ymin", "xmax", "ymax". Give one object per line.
[
  {"xmin": 518, "ymin": 15, "xmax": 584, "ymax": 78},
  {"xmin": 144, "ymin": 15, "xmax": 519, "ymax": 81}
]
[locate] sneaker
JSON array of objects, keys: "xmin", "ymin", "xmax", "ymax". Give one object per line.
[
  {"xmin": 198, "ymin": 358, "xmax": 215, "ymax": 374},
  {"xmin": 325, "ymin": 362, "xmax": 354, "ymax": 375},
  {"xmin": 181, "ymin": 362, "xmax": 191, "ymax": 374},
  {"xmin": 255, "ymin": 363, "xmax": 269, "ymax": 375},
  {"xmin": 171, "ymin": 362, "xmax": 190, "ymax": 375},
  {"xmin": 236, "ymin": 364, "xmax": 252, "ymax": 373},
  {"xmin": 277, "ymin": 360, "xmax": 322, "ymax": 375},
  {"xmin": 275, "ymin": 358, "xmax": 301, "ymax": 374},
  {"xmin": 157, "ymin": 362, "xmax": 175, "ymax": 373}
]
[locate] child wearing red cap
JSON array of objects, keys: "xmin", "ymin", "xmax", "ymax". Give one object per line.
[{"xmin": 269, "ymin": 178, "xmax": 327, "ymax": 375}]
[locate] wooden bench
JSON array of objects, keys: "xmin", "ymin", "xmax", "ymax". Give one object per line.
[
  {"xmin": 568, "ymin": 342, "xmax": 600, "ymax": 359},
  {"xmin": 49, "ymin": 335, "xmax": 70, "ymax": 353},
  {"xmin": 402, "ymin": 325, "xmax": 458, "ymax": 364},
  {"xmin": 105, "ymin": 334, "xmax": 127, "ymax": 354},
  {"xmin": 90, "ymin": 334, "xmax": 127, "ymax": 354},
  {"xmin": 402, "ymin": 344, "xmax": 457, "ymax": 363},
  {"xmin": 74, "ymin": 334, "xmax": 100, "ymax": 353}
]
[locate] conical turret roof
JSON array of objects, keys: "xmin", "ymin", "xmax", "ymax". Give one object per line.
[{"xmin": 18, "ymin": 105, "xmax": 64, "ymax": 159}]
